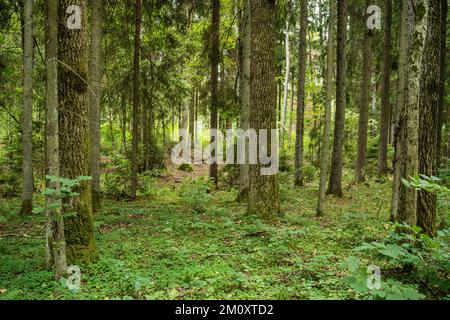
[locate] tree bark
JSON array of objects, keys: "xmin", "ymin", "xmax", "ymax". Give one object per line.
[
  {"xmin": 45, "ymin": 0, "xmax": 67, "ymax": 279},
  {"xmin": 247, "ymin": 0, "xmax": 280, "ymax": 218},
  {"xmin": 20, "ymin": 0, "xmax": 34, "ymax": 216},
  {"xmin": 377, "ymin": 0, "xmax": 392, "ymax": 176},
  {"xmin": 294, "ymin": 0, "xmax": 308, "ymax": 187},
  {"xmin": 317, "ymin": 0, "xmax": 335, "ymax": 216},
  {"xmin": 327, "ymin": 0, "xmax": 347, "ymax": 196},
  {"xmin": 437, "ymin": 0, "xmax": 448, "ymax": 165},
  {"xmin": 130, "ymin": 0, "xmax": 141, "ymax": 200},
  {"xmin": 417, "ymin": 0, "xmax": 441, "ymax": 236},
  {"xmin": 238, "ymin": 0, "xmax": 251, "ymax": 202},
  {"xmin": 209, "ymin": 0, "xmax": 220, "ymax": 185},
  {"xmin": 58, "ymin": 0, "xmax": 96, "ymax": 263},
  {"xmin": 397, "ymin": 0, "xmax": 427, "ymax": 227},
  {"xmin": 355, "ymin": 0, "xmax": 374, "ymax": 183},
  {"xmin": 281, "ymin": 16, "xmax": 290, "ymax": 143},
  {"xmin": 88, "ymin": 0, "xmax": 103, "ymax": 212}
]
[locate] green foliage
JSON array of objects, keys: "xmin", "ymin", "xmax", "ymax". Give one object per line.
[
  {"xmin": 180, "ymin": 178, "xmax": 213, "ymax": 214},
  {"xmin": 178, "ymin": 163, "xmax": 193, "ymax": 172},
  {"xmin": 347, "ymin": 224, "xmax": 450, "ymax": 299}
]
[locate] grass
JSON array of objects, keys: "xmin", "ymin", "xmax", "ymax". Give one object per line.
[{"xmin": 0, "ymin": 169, "xmax": 446, "ymax": 300}]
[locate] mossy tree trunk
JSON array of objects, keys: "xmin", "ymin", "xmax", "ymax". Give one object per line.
[
  {"xmin": 247, "ymin": 0, "xmax": 280, "ymax": 219},
  {"xmin": 58, "ymin": 0, "xmax": 96, "ymax": 264}
]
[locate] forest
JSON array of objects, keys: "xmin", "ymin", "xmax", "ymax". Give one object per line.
[{"xmin": 0, "ymin": 0, "xmax": 449, "ymax": 301}]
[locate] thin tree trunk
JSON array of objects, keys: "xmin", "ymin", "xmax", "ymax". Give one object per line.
[
  {"xmin": 88, "ymin": 0, "xmax": 103, "ymax": 212},
  {"xmin": 391, "ymin": 0, "xmax": 410, "ymax": 222},
  {"xmin": 189, "ymin": 89, "xmax": 195, "ymax": 150},
  {"xmin": 130, "ymin": 0, "xmax": 141, "ymax": 200},
  {"xmin": 437, "ymin": 0, "xmax": 448, "ymax": 166},
  {"xmin": 377, "ymin": 0, "xmax": 392, "ymax": 176},
  {"xmin": 45, "ymin": 0, "xmax": 67, "ymax": 279},
  {"xmin": 209, "ymin": 0, "xmax": 220, "ymax": 185},
  {"xmin": 317, "ymin": 0, "xmax": 335, "ymax": 217},
  {"xmin": 294, "ymin": 0, "xmax": 308, "ymax": 187},
  {"xmin": 20, "ymin": 0, "xmax": 34, "ymax": 216},
  {"xmin": 247, "ymin": 0, "xmax": 280, "ymax": 218},
  {"xmin": 58, "ymin": 0, "xmax": 96, "ymax": 263},
  {"xmin": 121, "ymin": 93, "xmax": 127, "ymax": 153},
  {"xmin": 417, "ymin": 0, "xmax": 441, "ymax": 236},
  {"xmin": 238, "ymin": 0, "xmax": 250, "ymax": 202},
  {"xmin": 327, "ymin": 0, "xmax": 347, "ymax": 196},
  {"xmin": 281, "ymin": 17, "xmax": 290, "ymax": 142},
  {"xmin": 288, "ymin": 69, "xmax": 295, "ymax": 148},
  {"xmin": 355, "ymin": 0, "xmax": 374, "ymax": 183}
]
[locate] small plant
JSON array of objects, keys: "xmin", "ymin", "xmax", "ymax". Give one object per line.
[
  {"xmin": 180, "ymin": 178, "xmax": 213, "ymax": 214},
  {"xmin": 33, "ymin": 175, "xmax": 92, "ymax": 218}
]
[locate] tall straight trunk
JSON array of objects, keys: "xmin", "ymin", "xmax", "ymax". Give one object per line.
[
  {"xmin": 209, "ymin": 0, "xmax": 220, "ymax": 185},
  {"xmin": 377, "ymin": 0, "xmax": 392, "ymax": 176},
  {"xmin": 58, "ymin": 0, "xmax": 96, "ymax": 263},
  {"xmin": 437, "ymin": 0, "xmax": 448, "ymax": 165},
  {"xmin": 317, "ymin": 0, "xmax": 336, "ymax": 217},
  {"xmin": 327, "ymin": 0, "xmax": 347, "ymax": 196},
  {"xmin": 354, "ymin": 0, "xmax": 374, "ymax": 183},
  {"xmin": 417, "ymin": 0, "xmax": 441, "ymax": 236},
  {"xmin": 130, "ymin": 0, "xmax": 141, "ymax": 200},
  {"xmin": 288, "ymin": 70, "xmax": 295, "ymax": 148},
  {"xmin": 189, "ymin": 89, "xmax": 195, "ymax": 149},
  {"xmin": 20, "ymin": 0, "xmax": 33, "ymax": 216},
  {"xmin": 238, "ymin": 0, "xmax": 251, "ymax": 201},
  {"xmin": 120, "ymin": 93, "xmax": 127, "ymax": 153},
  {"xmin": 248, "ymin": 0, "xmax": 280, "ymax": 218},
  {"xmin": 397, "ymin": 0, "xmax": 427, "ymax": 226},
  {"xmin": 294, "ymin": 0, "xmax": 308, "ymax": 187},
  {"xmin": 45, "ymin": 0, "xmax": 67, "ymax": 279},
  {"xmin": 281, "ymin": 17, "xmax": 290, "ymax": 141},
  {"xmin": 88, "ymin": 0, "xmax": 103, "ymax": 212},
  {"xmin": 171, "ymin": 104, "xmax": 175, "ymax": 142},
  {"xmin": 391, "ymin": 0, "xmax": 410, "ymax": 222}
]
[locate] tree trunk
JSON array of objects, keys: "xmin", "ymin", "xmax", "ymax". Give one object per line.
[
  {"xmin": 45, "ymin": 0, "xmax": 67, "ymax": 279},
  {"xmin": 377, "ymin": 0, "xmax": 392, "ymax": 176},
  {"xmin": 437, "ymin": 0, "xmax": 448, "ymax": 166},
  {"xmin": 396, "ymin": 0, "xmax": 427, "ymax": 227},
  {"xmin": 287, "ymin": 70, "xmax": 295, "ymax": 148},
  {"xmin": 417, "ymin": 0, "xmax": 441, "ymax": 236},
  {"xmin": 58, "ymin": 0, "xmax": 96, "ymax": 263},
  {"xmin": 88, "ymin": 0, "xmax": 103, "ymax": 212},
  {"xmin": 294, "ymin": 0, "xmax": 308, "ymax": 187},
  {"xmin": 355, "ymin": 0, "xmax": 374, "ymax": 183},
  {"xmin": 317, "ymin": 0, "xmax": 335, "ymax": 217},
  {"xmin": 189, "ymin": 89, "xmax": 195, "ymax": 150},
  {"xmin": 120, "ymin": 93, "xmax": 127, "ymax": 153},
  {"xmin": 247, "ymin": 0, "xmax": 280, "ymax": 218},
  {"xmin": 281, "ymin": 17, "xmax": 290, "ymax": 142},
  {"xmin": 238, "ymin": 0, "xmax": 251, "ymax": 202},
  {"xmin": 130, "ymin": 0, "xmax": 141, "ymax": 200},
  {"xmin": 20, "ymin": 0, "xmax": 34, "ymax": 216},
  {"xmin": 327, "ymin": 0, "xmax": 347, "ymax": 196},
  {"xmin": 209, "ymin": 0, "xmax": 220, "ymax": 185}
]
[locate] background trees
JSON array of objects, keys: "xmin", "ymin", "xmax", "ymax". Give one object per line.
[{"xmin": 0, "ymin": 0, "xmax": 448, "ymax": 287}]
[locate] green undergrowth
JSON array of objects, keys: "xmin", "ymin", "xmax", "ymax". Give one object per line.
[{"xmin": 0, "ymin": 170, "xmax": 448, "ymax": 300}]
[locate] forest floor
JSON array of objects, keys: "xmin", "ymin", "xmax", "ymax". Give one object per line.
[{"xmin": 0, "ymin": 167, "xmax": 446, "ymax": 300}]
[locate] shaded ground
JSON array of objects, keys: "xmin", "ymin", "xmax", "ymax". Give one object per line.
[{"xmin": 0, "ymin": 170, "xmax": 439, "ymax": 299}]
